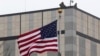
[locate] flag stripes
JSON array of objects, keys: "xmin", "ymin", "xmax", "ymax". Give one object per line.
[
  {"xmin": 18, "ymin": 30, "xmax": 58, "ymax": 56},
  {"xmin": 18, "ymin": 20, "xmax": 58, "ymax": 56},
  {"xmin": 28, "ymin": 37, "xmax": 58, "ymax": 54},
  {"xmin": 18, "ymin": 29, "xmax": 41, "ymax": 56}
]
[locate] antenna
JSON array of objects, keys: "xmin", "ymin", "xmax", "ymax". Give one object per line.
[
  {"xmin": 70, "ymin": 0, "xmax": 74, "ymax": 6},
  {"xmin": 24, "ymin": 0, "xmax": 26, "ymax": 12}
]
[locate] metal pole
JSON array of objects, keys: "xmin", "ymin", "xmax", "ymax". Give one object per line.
[
  {"xmin": 42, "ymin": 11, "xmax": 43, "ymax": 27},
  {"xmin": 58, "ymin": 8, "xmax": 62, "ymax": 56},
  {"xmin": 70, "ymin": 0, "xmax": 71, "ymax": 6},
  {"xmin": 70, "ymin": 0, "xmax": 73, "ymax": 6},
  {"xmin": 20, "ymin": 14, "xmax": 21, "ymax": 35}
]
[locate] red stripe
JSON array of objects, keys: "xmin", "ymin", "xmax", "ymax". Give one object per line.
[
  {"xmin": 36, "ymin": 39, "xmax": 57, "ymax": 43},
  {"xmin": 18, "ymin": 33, "xmax": 40, "ymax": 43},
  {"xmin": 19, "ymin": 28, "xmax": 40, "ymax": 37},
  {"xmin": 30, "ymin": 49, "xmax": 58, "ymax": 54}
]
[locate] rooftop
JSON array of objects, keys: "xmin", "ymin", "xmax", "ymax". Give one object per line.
[{"xmin": 0, "ymin": 6, "xmax": 100, "ymax": 20}]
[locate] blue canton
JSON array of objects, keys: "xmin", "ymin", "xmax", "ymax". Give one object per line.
[{"xmin": 41, "ymin": 20, "xmax": 57, "ymax": 39}]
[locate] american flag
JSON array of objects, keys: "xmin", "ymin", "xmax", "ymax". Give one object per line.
[{"xmin": 17, "ymin": 20, "xmax": 58, "ymax": 56}]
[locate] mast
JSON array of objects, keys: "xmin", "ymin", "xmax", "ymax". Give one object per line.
[{"xmin": 70, "ymin": 0, "xmax": 74, "ymax": 6}]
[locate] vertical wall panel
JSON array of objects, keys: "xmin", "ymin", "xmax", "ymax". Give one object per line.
[
  {"xmin": 4, "ymin": 40, "xmax": 15, "ymax": 56},
  {"xmin": 76, "ymin": 9, "xmax": 99, "ymax": 56},
  {"xmin": 15, "ymin": 41, "xmax": 21, "ymax": 56},
  {"xmin": 7, "ymin": 16, "xmax": 12, "ymax": 36},
  {"xmin": 33, "ymin": 12, "xmax": 42, "ymax": 29},
  {"xmin": 29, "ymin": 13, "xmax": 34, "ymax": 30},
  {"xmin": 87, "ymin": 16, "xmax": 92, "ymax": 56},
  {"xmin": 97, "ymin": 44, "xmax": 100, "ymax": 56},
  {"xmin": 12, "ymin": 15, "xmax": 20, "ymax": 36},
  {"xmin": 90, "ymin": 17, "xmax": 97, "ymax": 56},
  {"xmin": 0, "ymin": 41, "xmax": 3, "ymax": 56},
  {"xmin": 76, "ymin": 35, "xmax": 79, "ymax": 56},
  {"xmin": 59, "ymin": 34, "xmax": 65, "ymax": 56},
  {"xmin": 76, "ymin": 11, "xmax": 87, "ymax": 56},
  {"xmin": 88, "ymin": 16, "xmax": 93, "ymax": 37},
  {"xmin": 21, "ymin": 14, "xmax": 30, "ymax": 34},
  {"xmin": 76, "ymin": 10, "xmax": 80, "ymax": 56},
  {"xmin": 99, "ymin": 21, "xmax": 100, "ymax": 40},
  {"xmin": 80, "ymin": 13, "xmax": 85, "ymax": 56},
  {"xmin": 64, "ymin": 8, "xmax": 76, "ymax": 56},
  {"xmin": 0, "ymin": 17, "xmax": 7, "ymax": 37},
  {"xmin": 82, "ymin": 13, "xmax": 88, "ymax": 34},
  {"xmin": 59, "ymin": 9, "xmax": 65, "ymax": 56},
  {"xmin": 97, "ymin": 20, "xmax": 100, "ymax": 56},
  {"xmin": 91, "ymin": 42, "xmax": 97, "ymax": 56},
  {"xmin": 79, "ymin": 37, "xmax": 85, "ymax": 56},
  {"xmin": 12, "ymin": 15, "xmax": 21, "ymax": 56},
  {"xmin": 60, "ymin": 9, "xmax": 65, "ymax": 30},
  {"xmin": 43, "ymin": 11, "xmax": 52, "ymax": 26},
  {"xmin": 3, "ymin": 16, "xmax": 15, "ymax": 56},
  {"xmin": 76, "ymin": 10, "xmax": 82, "ymax": 32},
  {"xmin": 85, "ymin": 39, "xmax": 91, "ymax": 56},
  {"xmin": 94, "ymin": 19, "xmax": 99, "ymax": 39},
  {"xmin": 51, "ymin": 10, "xmax": 57, "ymax": 21}
]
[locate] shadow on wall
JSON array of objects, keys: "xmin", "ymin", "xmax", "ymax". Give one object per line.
[
  {"xmin": 0, "ymin": 31, "xmax": 100, "ymax": 44},
  {"xmin": 0, "ymin": 36, "xmax": 17, "ymax": 41},
  {"xmin": 76, "ymin": 31, "xmax": 100, "ymax": 44}
]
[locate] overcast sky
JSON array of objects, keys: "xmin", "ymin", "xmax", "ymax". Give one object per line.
[{"xmin": 0, "ymin": 0, "xmax": 100, "ymax": 18}]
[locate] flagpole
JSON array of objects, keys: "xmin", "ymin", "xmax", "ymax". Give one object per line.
[
  {"xmin": 58, "ymin": 8, "xmax": 62, "ymax": 56},
  {"xmin": 42, "ymin": 11, "xmax": 43, "ymax": 27},
  {"xmin": 20, "ymin": 14, "xmax": 21, "ymax": 35},
  {"xmin": 70, "ymin": 0, "xmax": 74, "ymax": 6}
]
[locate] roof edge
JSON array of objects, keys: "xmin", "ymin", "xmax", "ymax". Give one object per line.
[
  {"xmin": 0, "ymin": 6, "xmax": 100, "ymax": 20},
  {"xmin": 74, "ymin": 7, "xmax": 100, "ymax": 20},
  {"xmin": 0, "ymin": 6, "xmax": 73, "ymax": 17}
]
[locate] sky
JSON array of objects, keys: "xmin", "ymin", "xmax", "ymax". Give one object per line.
[{"xmin": 0, "ymin": 0, "xmax": 100, "ymax": 18}]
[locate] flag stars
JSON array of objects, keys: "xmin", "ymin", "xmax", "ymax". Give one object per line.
[{"xmin": 41, "ymin": 20, "xmax": 57, "ymax": 39}]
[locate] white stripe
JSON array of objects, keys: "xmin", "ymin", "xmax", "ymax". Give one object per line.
[
  {"xmin": 37, "ymin": 37, "xmax": 58, "ymax": 41},
  {"xmin": 18, "ymin": 30, "xmax": 40, "ymax": 41},
  {"xmin": 30, "ymin": 42, "xmax": 58, "ymax": 47},
  {"xmin": 29, "ymin": 47, "xmax": 58, "ymax": 52},
  {"xmin": 19, "ymin": 35, "xmax": 41, "ymax": 45}
]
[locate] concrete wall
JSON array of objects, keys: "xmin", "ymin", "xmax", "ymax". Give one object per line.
[
  {"xmin": 0, "ymin": 7, "xmax": 100, "ymax": 56},
  {"xmin": 76, "ymin": 9, "xmax": 100, "ymax": 56}
]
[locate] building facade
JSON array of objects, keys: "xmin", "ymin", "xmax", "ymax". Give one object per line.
[{"xmin": 0, "ymin": 6, "xmax": 100, "ymax": 56}]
